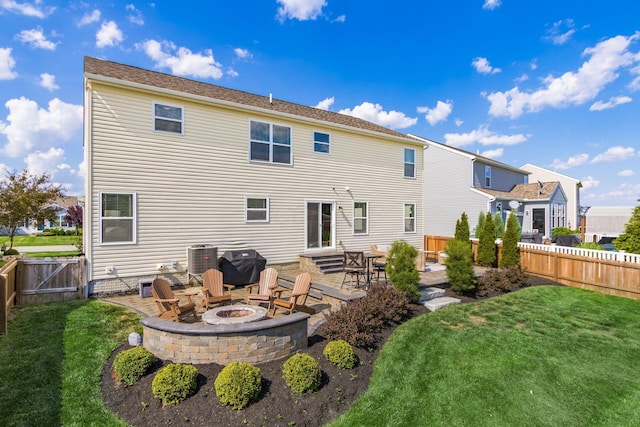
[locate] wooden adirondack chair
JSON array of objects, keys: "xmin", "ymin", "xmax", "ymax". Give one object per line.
[
  {"xmin": 271, "ymin": 272, "xmax": 312, "ymax": 315},
  {"xmin": 245, "ymin": 267, "xmax": 279, "ymax": 309},
  {"xmin": 151, "ymin": 277, "xmax": 196, "ymax": 322},
  {"xmin": 202, "ymin": 268, "xmax": 234, "ymax": 309}
]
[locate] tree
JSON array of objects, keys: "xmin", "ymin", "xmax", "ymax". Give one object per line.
[
  {"xmin": 614, "ymin": 203, "xmax": 640, "ymax": 254},
  {"xmin": 65, "ymin": 205, "xmax": 83, "ymax": 235},
  {"xmin": 474, "ymin": 211, "xmax": 486, "ymax": 238},
  {"xmin": 0, "ymin": 169, "xmax": 64, "ymax": 249},
  {"xmin": 445, "ymin": 239, "xmax": 476, "ymax": 293},
  {"xmin": 454, "ymin": 212, "xmax": 470, "ymax": 242},
  {"xmin": 494, "ymin": 213, "xmax": 505, "ymax": 238},
  {"xmin": 500, "ymin": 211, "xmax": 521, "ymax": 268},
  {"xmin": 386, "ymin": 240, "xmax": 420, "ymax": 302},
  {"xmin": 477, "ymin": 212, "xmax": 496, "ymax": 267}
]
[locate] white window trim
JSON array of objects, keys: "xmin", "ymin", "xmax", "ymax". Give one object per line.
[
  {"xmin": 152, "ymin": 101, "xmax": 184, "ymax": 134},
  {"xmin": 403, "ymin": 202, "xmax": 417, "ymax": 234},
  {"xmin": 353, "ymin": 201, "xmax": 369, "ymax": 235},
  {"xmin": 313, "ymin": 130, "xmax": 331, "ymax": 154},
  {"xmin": 245, "ymin": 196, "xmax": 270, "ymax": 223},
  {"xmin": 99, "ymin": 191, "xmax": 137, "ymax": 245},
  {"xmin": 404, "ymin": 148, "xmax": 416, "ymax": 179},
  {"xmin": 248, "ymin": 119, "xmax": 293, "ymax": 165},
  {"xmin": 485, "ymin": 165, "xmax": 492, "ymax": 188}
]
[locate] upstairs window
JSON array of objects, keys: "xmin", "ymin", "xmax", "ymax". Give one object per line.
[
  {"xmin": 154, "ymin": 103, "xmax": 183, "ymax": 134},
  {"xmin": 313, "ymin": 131, "xmax": 330, "ymax": 153},
  {"xmin": 250, "ymin": 120, "xmax": 292, "ymax": 164},
  {"xmin": 404, "ymin": 148, "xmax": 415, "ymax": 178},
  {"xmin": 245, "ymin": 197, "xmax": 269, "ymax": 222},
  {"xmin": 353, "ymin": 201, "xmax": 368, "ymax": 234},
  {"xmin": 485, "ymin": 165, "xmax": 492, "ymax": 187},
  {"xmin": 100, "ymin": 192, "xmax": 136, "ymax": 244}
]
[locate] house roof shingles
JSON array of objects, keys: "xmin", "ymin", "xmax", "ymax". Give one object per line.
[
  {"xmin": 84, "ymin": 56, "xmax": 416, "ymax": 142},
  {"xmin": 479, "ymin": 181, "xmax": 561, "ymax": 201}
]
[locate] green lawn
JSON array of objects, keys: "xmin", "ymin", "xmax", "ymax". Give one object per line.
[
  {"xmin": 331, "ymin": 286, "xmax": 640, "ymax": 426},
  {"xmin": 0, "ymin": 300, "xmax": 140, "ymax": 426},
  {"xmin": 0, "ymin": 235, "xmax": 80, "ymax": 246}
]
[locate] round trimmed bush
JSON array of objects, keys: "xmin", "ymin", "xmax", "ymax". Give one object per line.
[
  {"xmin": 112, "ymin": 346, "xmax": 157, "ymax": 387},
  {"xmin": 214, "ymin": 362, "xmax": 262, "ymax": 410},
  {"xmin": 3, "ymin": 248, "xmax": 19, "ymax": 256},
  {"xmin": 282, "ymin": 353, "xmax": 322, "ymax": 394},
  {"xmin": 151, "ymin": 363, "xmax": 198, "ymax": 406},
  {"xmin": 323, "ymin": 340, "xmax": 357, "ymax": 369}
]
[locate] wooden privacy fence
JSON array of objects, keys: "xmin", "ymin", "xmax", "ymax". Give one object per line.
[
  {"xmin": 0, "ymin": 256, "xmax": 86, "ymax": 333},
  {"xmin": 424, "ymin": 235, "xmax": 640, "ymax": 300}
]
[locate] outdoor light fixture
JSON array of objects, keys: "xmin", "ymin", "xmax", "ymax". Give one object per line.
[{"xmin": 345, "ymin": 186, "xmax": 350, "ymax": 192}]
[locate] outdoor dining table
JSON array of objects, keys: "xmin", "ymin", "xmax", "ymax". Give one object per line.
[{"xmin": 363, "ymin": 253, "xmax": 383, "ymax": 288}]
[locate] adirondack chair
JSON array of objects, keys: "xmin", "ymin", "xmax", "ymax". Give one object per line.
[
  {"xmin": 245, "ymin": 267, "xmax": 279, "ymax": 309},
  {"xmin": 271, "ymin": 272, "xmax": 312, "ymax": 315},
  {"xmin": 151, "ymin": 278, "xmax": 196, "ymax": 322},
  {"xmin": 201, "ymin": 268, "xmax": 234, "ymax": 309}
]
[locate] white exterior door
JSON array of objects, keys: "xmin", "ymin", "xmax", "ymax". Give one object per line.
[{"xmin": 306, "ymin": 201, "xmax": 335, "ymax": 251}]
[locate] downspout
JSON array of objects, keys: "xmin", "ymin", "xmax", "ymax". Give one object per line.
[{"xmin": 83, "ymin": 77, "xmax": 91, "ymax": 299}]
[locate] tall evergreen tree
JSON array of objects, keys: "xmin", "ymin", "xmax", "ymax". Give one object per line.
[
  {"xmin": 614, "ymin": 202, "xmax": 640, "ymax": 254},
  {"xmin": 494, "ymin": 212, "xmax": 505, "ymax": 238},
  {"xmin": 477, "ymin": 212, "xmax": 496, "ymax": 267},
  {"xmin": 455, "ymin": 212, "xmax": 470, "ymax": 242},
  {"xmin": 500, "ymin": 211, "xmax": 521, "ymax": 267},
  {"xmin": 474, "ymin": 211, "xmax": 486, "ymax": 238}
]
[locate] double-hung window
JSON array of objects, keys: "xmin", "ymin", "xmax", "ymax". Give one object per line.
[
  {"xmin": 353, "ymin": 201, "xmax": 368, "ymax": 234},
  {"xmin": 485, "ymin": 166, "xmax": 492, "ymax": 187},
  {"xmin": 154, "ymin": 103, "xmax": 183, "ymax": 134},
  {"xmin": 250, "ymin": 120, "xmax": 292, "ymax": 164},
  {"xmin": 313, "ymin": 131, "xmax": 330, "ymax": 153},
  {"xmin": 404, "ymin": 148, "xmax": 415, "ymax": 178},
  {"xmin": 100, "ymin": 192, "xmax": 136, "ymax": 244},
  {"xmin": 404, "ymin": 203, "xmax": 416, "ymax": 233},
  {"xmin": 245, "ymin": 197, "xmax": 269, "ymax": 222}
]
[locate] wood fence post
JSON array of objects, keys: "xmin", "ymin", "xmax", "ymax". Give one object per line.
[{"xmin": 0, "ymin": 274, "xmax": 7, "ymax": 334}]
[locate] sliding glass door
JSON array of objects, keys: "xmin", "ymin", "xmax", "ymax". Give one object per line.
[{"xmin": 306, "ymin": 202, "xmax": 335, "ymax": 250}]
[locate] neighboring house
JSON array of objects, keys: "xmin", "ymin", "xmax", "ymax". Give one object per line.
[
  {"xmin": 520, "ymin": 163, "xmax": 582, "ymax": 229},
  {"xmin": 584, "ymin": 206, "xmax": 634, "ymax": 242},
  {"xmin": 412, "ymin": 136, "xmax": 568, "ymax": 239},
  {"xmin": 83, "ymin": 57, "xmax": 426, "ymax": 295},
  {"xmin": 8, "ymin": 196, "xmax": 79, "ymax": 235}
]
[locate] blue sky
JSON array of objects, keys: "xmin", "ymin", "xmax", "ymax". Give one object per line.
[{"xmin": 1, "ymin": 0, "xmax": 639, "ymax": 206}]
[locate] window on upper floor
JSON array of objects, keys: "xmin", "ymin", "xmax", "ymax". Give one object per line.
[
  {"xmin": 250, "ymin": 120, "xmax": 292, "ymax": 164},
  {"xmin": 100, "ymin": 192, "xmax": 136, "ymax": 244},
  {"xmin": 404, "ymin": 148, "xmax": 416, "ymax": 178},
  {"xmin": 154, "ymin": 103, "xmax": 183, "ymax": 134},
  {"xmin": 353, "ymin": 201, "xmax": 368, "ymax": 234},
  {"xmin": 313, "ymin": 131, "xmax": 330, "ymax": 154},
  {"xmin": 485, "ymin": 165, "xmax": 492, "ymax": 187},
  {"xmin": 404, "ymin": 203, "xmax": 416, "ymax": 233},
  {"xmin": 245, "ymin": 197, "xmax": 269, "ymax": 222}
]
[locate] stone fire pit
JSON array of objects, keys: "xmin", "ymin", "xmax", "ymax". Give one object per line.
[{"xmin": 202, "ymin": 304, "xmax": 268, "ymax": 325}]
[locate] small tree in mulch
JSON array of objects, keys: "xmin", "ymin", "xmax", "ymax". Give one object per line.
[
  {"xmin": 444, "ymin": 239, "xmax": 476, "ymax": 293},
  {"xmin": 500, "ymin": 211, "xmax": 521, "ymax": 268},
  {"xmin": 386, "ymin": 240, "xmax": 420, "ymax": 302},
  {"xmin": 477, "ymin": 212, "xmax": 496, "ymax": 267}
]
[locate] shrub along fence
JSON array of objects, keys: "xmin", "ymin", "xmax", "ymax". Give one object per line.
[{"xmin": 424, "ymin": 235, "xmax": 640, "ymax": 300}]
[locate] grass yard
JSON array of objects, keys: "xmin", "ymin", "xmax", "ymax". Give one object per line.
[
  {"xmin": 0, "ymin": 300, "xmax": 140, "ymax": 426},
  {"xmin": 331, "ymin": 285, "xmax": 640, "ymax": 426},
  {"xmin": 0, "ymin": 235, "xmax": 80, "ymax": 246}
]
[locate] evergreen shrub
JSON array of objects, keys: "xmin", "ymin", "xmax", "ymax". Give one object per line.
[
  {"xmin": 112, "ymin": 346, "xmax": 157, "ymax": 387},
  {"xmin": 282, "ymin": 353, "xmax": 322, "ymax": 394},
  {"xmin": 214, "ymin": 362, "xmax": 262, "ymax": 409},
  {"xmin": 323, "ymin": 340, "xmax": 357, "ymax": 369},
  {"xmin": 151, "ymin": 363, "xmax": 198, "ymax": 406},
  {"xmin": 386, "ymin": 240, "xmax": 420, "ymax": 302},
  {"xmin": 444, "ymin": 239, "xmax": 476, "ymax": 293}
]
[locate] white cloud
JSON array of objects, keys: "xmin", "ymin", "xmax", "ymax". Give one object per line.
[
  {"xmin": 226, "ymin": 68, "xmax": 238, "ymax": 77},
  {"xmin": 482, "ymin": 0, "xmax": 501, "ymax": 10},
  {"xmin": 589, "ymin": 95, "xmax": 632, "ymax": 111},
  {"xmin": 23, "ymin": 147, "xmax": 65, "ymax": 177},
  {"xmin": 96, "ymin": 20, "xmax": 123, "ymax": 48},
  {"xmin": 339, "ymin": 102, "xmax": 417, "ymax": 129},
  {"xmin": 549, "ymin": 153, "xmax": 589, "ymax": 170},
  {"xmin": 530, "ymin": 59, "xmax": 538, "ymax": 70},
  {"xmin": 315, "ymin": 97, "xmax": 334, "ymax": 110},
  {"xmin": 277, "ymin": 0, "xmax": 326, "ymax": 22},
  {"xmin": 417, "ymin": 100, "xmax": 452, "ymax": 126},
  {"xmin": 126, "ymin": 4, "xmax": 144, "ymax": 25},
  {"xmin": 0, "ymin": 0, "xmax": 54, "ymax": 18},
  {"xmin": 481, "ymin": 148, "xmax": 504, "ymax": 159},
  {"xmin": 444, "ymin": 125, "xmax": 528, "ymax": 148},
  {"xmin": 472, "ymin": 57, "xmax": 501, "ymax": 74},
  {"xmin": 580, "ymin": 175, "xmax": 600, "ymax": 190},
  {"xmin": 137, "ymin": 39, "xmax": 224, "ymax": 79},
  {"xmin": 515, "ymin": 74, "xmax": 529, "ymax": 83},
  {"xmin": 39, "ymin": 73, "xmax": 59, "ymax": 91},
  {"xmin": 454, "ymin": 118, "xmax": 463, "ymax": 127},
  {"xmin": 0, "ymin": 47, "xmax": 17, "ymax": 80},
  {"xmin": 618, "ymin": 169, "xmax": 634, "ymax": 177},
  {"xmin": 591, "ymin": 146, "xmax": 636, "ymax": 163},
  {"xmin": 332, "ymin": 14, "xmax": 346, "ymax": 23},
  {"xmin": 78, "ymin": 9, "xmax": 100, "ymax": 26},
  {"xmin": 487, "ymin": 33, "xmax": 640, "ymax": 119},
  {"xmin": 0, "ymin": 97, "xmax": 83, "ymax": 157},
  {"xmin": 544, "ymin": 19, "xmax": 576, "ymax": 45},
  {"xmin": 234, "ymin": 48, "xmax": 252, "ymax": 59},
  {"xmin": 76, "ymin": 160, "xmax": 86, "ymax": 178},
  {"xmin": 16, "ymin": 28, "xmax": 57, "ymax": 50}
]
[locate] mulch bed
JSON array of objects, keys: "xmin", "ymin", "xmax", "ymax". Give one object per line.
[{"xmin": 101, "ymin": 276, "xmax": 558, "ymax": 427}]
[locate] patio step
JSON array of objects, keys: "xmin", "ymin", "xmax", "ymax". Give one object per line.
[
  {"xmin": 419, "ymin": 287, "xmax": 445, "ymax": 302},
  {"xmin": 423, "ymin": 296, "xmax": 461, "ymax": 312},
  {"xmin": 299, "ymin": 253, "xmax": 344, "ymax": 274}
]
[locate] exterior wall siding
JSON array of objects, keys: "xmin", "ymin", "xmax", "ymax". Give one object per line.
[
  {"xmin": 472, "ymin": 160, "xmax": 526, "ymax": 191},
  {"xmin": 86, "ymin": 83, "xmax": 424, "ymax": 293}
]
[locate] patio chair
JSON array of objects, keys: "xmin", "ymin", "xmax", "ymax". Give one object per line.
[
  {"xmin": 341, "ymin": 251, "xmax": 366, "ymax": 292},
  {"xmin": 271, "ymin": 272, "xmax": 312, "ymax": 315},
  {"xmin": 202, "ymin": 268, "xmax": 234, "ymax": 309},
  {"xmin": 372, "ymin": 259, "xmax": 387, "ymax": 285},
  {"xmin": 151, "ymin": 277, "xmax": 196, "ymax": 322},
  {"xmin": 245, "ymin": 267, "xmax": 279, "ymax": 309}
]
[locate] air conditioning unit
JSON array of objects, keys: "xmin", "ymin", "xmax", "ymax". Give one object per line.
[{"xmin": 187, "ymin": 244, "xmax": 217, "ymax": 275}]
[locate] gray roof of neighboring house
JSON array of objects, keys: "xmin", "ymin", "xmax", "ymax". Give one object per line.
[
  {"xmin": 84, "ymin": 56, "xmax": 420, "ymax": 144},
  {"xmin": 52, "ymin": 196, "xmax": 79, "ymax": 210},
  {"xmin": 477, "ymin": 181, "xmax": 562, "ymax": 201}
]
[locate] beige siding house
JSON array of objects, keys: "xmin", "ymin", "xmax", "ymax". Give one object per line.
[{"xmin": 83, "ymin": 57, "xmax": 425, "ymax": 295}]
